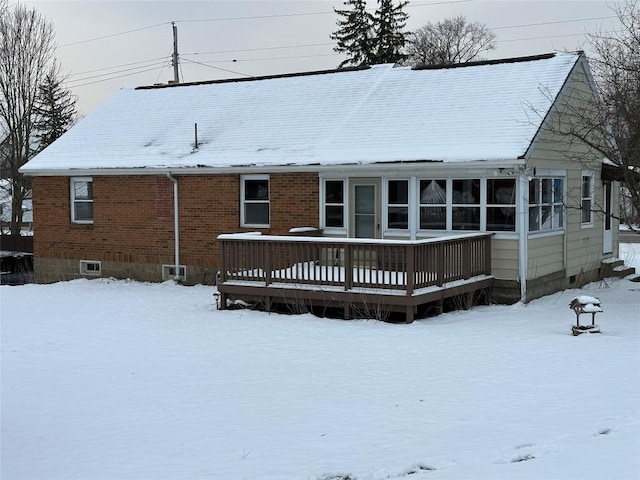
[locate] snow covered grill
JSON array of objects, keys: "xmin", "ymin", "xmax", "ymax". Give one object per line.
[{"xmin": 217, "ymin": 233, "xmax": 494, "ymax": 322}]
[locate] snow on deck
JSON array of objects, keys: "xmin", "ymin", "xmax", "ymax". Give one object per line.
[{"xmin": 22, "ymin": 53, "xmax": 581, "ymax": 173}]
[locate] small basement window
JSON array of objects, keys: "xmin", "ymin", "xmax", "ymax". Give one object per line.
[
  {"xmin": 162, "ymin": 264, "xmax": 186, "ymax": 280},
  {"xmin": 80, "ymin": 260, "xmax": 101, "ymax": 276}
]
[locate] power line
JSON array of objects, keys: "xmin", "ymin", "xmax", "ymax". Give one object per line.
[
  {"xmin": 66, "ymin": 61, "xmax": 169, "ymax": 85},
  {"xmin": 58, "ymin": 22, "xmax": 170, "ymax": 48},
  {"xmin": 182, "ymin": 43, "xmax": 334, "ymax": 57},
  {"xmin": 492, "ymin": 16, "xmax": 617, "ymax": 31},
  {"xmin": 65, "ymin": 65, "xmax": 168, "ymax": 88},
  {"xmin": 68, "ymin": 56, "xmax": 169, "ymax": 77},
  {"xmin": 496, "ymin": 30, "xmax": 618, "ymax": 44},
  {"xmin": 180, "ymin": 57, "xmax": 251, "ymax": 77}
]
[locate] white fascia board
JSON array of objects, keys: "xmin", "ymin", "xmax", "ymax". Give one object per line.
[{"xmin": 21, "ymin": 159, "xmax": 526, "ymax": 177}]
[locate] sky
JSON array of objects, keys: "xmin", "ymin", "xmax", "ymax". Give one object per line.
[{"xmin": 19, "ymin": 0, "xmax": 625, "ymax": 116}]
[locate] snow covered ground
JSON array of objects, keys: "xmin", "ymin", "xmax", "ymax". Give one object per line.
[{"xmin": 1, "ymin": 245, "xmax": 639, "ymax": 480}]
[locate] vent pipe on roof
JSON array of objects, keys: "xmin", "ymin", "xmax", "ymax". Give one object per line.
[{"xmin": 194, "ymin": 123, "xmax": 198, "ymax": 149}]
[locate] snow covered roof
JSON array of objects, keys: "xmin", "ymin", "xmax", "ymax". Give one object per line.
[{"xmin": 21, "ymin": 52, "xmax": 585, "ymax": 174}]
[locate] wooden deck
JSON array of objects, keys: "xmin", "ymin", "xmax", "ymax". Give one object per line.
[{"xmin": 217, "ymin": 233, "xmax": 494, "ymax": 322}]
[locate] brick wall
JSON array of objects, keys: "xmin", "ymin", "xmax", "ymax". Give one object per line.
[{"xmin": 32, "ymin": 172, "xmax": 319, "ymax": 283}]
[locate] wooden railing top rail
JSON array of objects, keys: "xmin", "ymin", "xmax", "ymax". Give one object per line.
[{"xmin": 217, "ymin": 232, "xmax": 493, "ymax": 245}]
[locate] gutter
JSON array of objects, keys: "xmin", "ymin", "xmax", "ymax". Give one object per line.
[{"xmin": 166, "ymin": 173, "xmax": 181, "ymax": 280}]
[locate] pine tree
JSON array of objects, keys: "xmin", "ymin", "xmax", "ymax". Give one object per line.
[
  {"xmin": 33, "ymin": 65, "xmax": 76, "ymax": 152},
  {"xmin": 330, "ymin": 0, "xmax": 375, "ymax": 68},
  {"xmin": 373, "ymin": 0, "xmax": 409, "ymax": 64}
]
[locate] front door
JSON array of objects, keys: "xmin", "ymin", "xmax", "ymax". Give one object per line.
[
  {"xmin": 351, "ymin": 180, "xmax": 381, "ymax": 238},
  {"xmin": 603, "ymin": 180, "xmax": 613, "ymax": 254}
]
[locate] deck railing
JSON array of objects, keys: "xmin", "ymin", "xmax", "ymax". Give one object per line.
[{"xmin": 218, "ymin": 232, "xmax": 492, "ymax": 296}]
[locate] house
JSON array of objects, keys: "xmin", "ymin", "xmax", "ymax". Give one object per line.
[{"xmin": 20, "ymin": 51, "xmax": 629, "ymax": 310}]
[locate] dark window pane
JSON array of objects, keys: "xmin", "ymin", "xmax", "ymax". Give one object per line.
[
  {"xmin": 74, "ymin": 181, "xmax": 93, "ymax": 200},
  {"xmin": 74, "ymin": 202, "xmax": 93, "ymax": 221},
  {"xmin": 420, "ymin": 180, "xmax": 446, "ymax": 204},
  {"xmin": 529, "ymin": 180, "xmax": 538, "ymax": 204},
  {"xmin": 582, "ymin": 176, "xmax": 591, "ymax": 197},
  {"xmin": 488, "ymin": 179, "xmax": 515, "ymax": 204},
  {"xmin": 541, "ymin": 205, "xmax": 552, "ymax": 229},
  {"xmin": 245, "ymin": 203, "xmax": 269, "ymax": 225},
  {"xmin": 325, "ymin": 181, "xmax": 343, "ymax": 204},
  {"xmin": 487, "ymin": 207, "xmax": 515, "ymax": 231},
  {"xmin": 582, "ymin": 200, "xmax": 591, "ymax": 223},
  {"xmin": 452, "ymin": 207, "xmax": 480, "ymax": 230},
  {"xmin": 554, "ymin": 205, "xmax": 564, "ymax": 228},
  {"xmin": 245, "ymin": 180, "xmax": 269, "ymax": 201},
  {"xmin": 388, "ymin": 206, "xmax": 408, "ymax": 229},
  {"xmin": 388, "ymin": 180, "xmax": 408, "ymax": 205},
  {"xmin": 452, "ymin": 179, "xmax": 479, "ymax": 204},
  {"xmin": 529, "ymin": 206, "xmax": 540, "ymax": 231},
  {"xmin": 542, "ymin": 179, "xmax": 552, "ymax": 203},
  {"xmin": 553, "ymin": 179, "xmax": 564, "ymax": 202},
  {"xmin": 420, "ymin": 206, "xmax": 446, "ymax": 229},
  {"xmin": 325, "ymin": 205, "xmax": 344, "ymax": 227}
]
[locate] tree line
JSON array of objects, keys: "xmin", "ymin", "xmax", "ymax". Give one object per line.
[
  {"xmin": 0, "ymin": 0, "xmax": 77, "ymax": 235},
  {"xmin": 331, "ymin": 0, "xmax": 639, "ymax": 227}
]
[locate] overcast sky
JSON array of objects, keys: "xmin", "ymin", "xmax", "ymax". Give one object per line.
[{"xmin": 20, "ymin": 0, "xmax": 623, "ymax": 115}]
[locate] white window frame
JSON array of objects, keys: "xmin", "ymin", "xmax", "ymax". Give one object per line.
[
  {"xmin": 386, "ymin": 178, "xmax": 410, "ymax": 231},
  {"xmin": 162, "ymin": 264, "xmax": 186, "ymax": 281},
  {"xmin": 70, "ymin": 177, "xmax": 94, "ymax": 224},
  {"xmin": 240, "ymin": 175, "xmax": 270, "ymax": 228},
  {"xmin": 581, "ymin": 171, "xmax": 594, "ymax": 228},
  {"xmin": 79, "ymin": 260, "xmax": 101, "ymax": 276},
  {"xmin": 322, "ymin": 179, "xmax": 346, "ymax": 230},
  {"xmin": 528, "ymin": 177, "xmax": 565, "ymax": 233}
]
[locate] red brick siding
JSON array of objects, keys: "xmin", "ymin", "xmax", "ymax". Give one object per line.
[{"xmin": 32, "ymin": 173, "xmax": 319, "ymax": 269}]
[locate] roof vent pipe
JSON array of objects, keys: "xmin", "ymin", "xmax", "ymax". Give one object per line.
[{"xmin": 194, "ymin": 123, "xmax": 198, "ymax": 149}]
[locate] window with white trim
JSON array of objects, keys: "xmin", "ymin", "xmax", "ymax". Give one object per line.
[
  {"xmin": 486, "ymin": 178, "xmax": 516, "ymax": 231},
  {"xmin": 79, "ymin": 260, "xmax": 101, "ymax": 276},
  {"xmin": 241, "ymin": 175, "xmax": 269, "ymax": 227},
  {"xmin": 419, "ymin": 179, "xmax": 447, "ymax": 230},
  {"xmin": 387, "ymin": 179, "xmax": 409, "ymax": 230},
  {"xmin": 324, "ymin": 180, "xmax": 345, "ymax": 228},
  {"xmin": 71, "ymin": 177, "xmax": 93, "ymax": 223},
  {"xmin": 452, "ymin": 179, "xmax": 480, "ymax": 230},
  {"xmin": 529, "ymin": 177, "xmax": 564, "ymax": 231},
  {"xmin": 581, "ymin": 172, "xmax": 593, "ymax": 225}
]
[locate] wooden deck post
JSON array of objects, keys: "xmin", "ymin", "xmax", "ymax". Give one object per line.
[
  {"xmin": 406, "ymin": 244, "xmax": 415, "ymax": 296},
  {"xmin": 218, "ymin": 239, "xmax": 227, "ymax": 310},
  {"xmin": 344, "ymin": 244, "xmax": 353, "ymax": 291}
]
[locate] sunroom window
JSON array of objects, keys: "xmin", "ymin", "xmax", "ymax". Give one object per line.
[
  {"xmin": 419, "ymin": 179, "xmax": 447, "ymax": 230},
  {"xmin": 387, "ymin": 180, "xmax": 408, "ymax": 230},
  {"xmin": 241, "ymin": 176, "xmax": 269, "ymax": 227},
  {"xmin": 486, "ymin": 179, "xmax": 516, "ymax": 231},
  {"xmin": 452, "ymin": 179, "xmax": 480, "ymax": 230},
  {"xmin": 529, "ymin": 178, "xmax": 564, "ymax": 231},
  {"xmin": 71, "ymin": 177, "xmax": 93, "ymax": 223}
]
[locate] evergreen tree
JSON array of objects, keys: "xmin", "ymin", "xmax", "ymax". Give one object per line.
[
  {"xmin": 33, "ymin": 64, "xmax": 76, "ymax": 152},
  {"xmin": 373, "ymin": 0, "xmax": 409, "ymax": 64},
  {"xmin": 330, "ymin": 0, "xmax": 375, "ymax": 68}
]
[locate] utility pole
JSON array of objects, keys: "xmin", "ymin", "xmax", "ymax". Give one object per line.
[{"xmin": 172, "ymin": 21, "xmax": 179, "ymax": 83}]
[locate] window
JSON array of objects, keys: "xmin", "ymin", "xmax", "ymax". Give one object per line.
[
  {"xmin": 324, "ymin": 180, "xmax": 344, "ymax": 228},
  {"xmin": 529, "ymin": 177, "xmax": 564, "ymax": 231},
  {"xmin": 452, "ymin": 179, "xmax": 480, "ymax": 230},
  {"xmin": 80, "ymin": 260, "xmax": 101, "ymax": 276},
  {"xmin": 162, "ymin": 264, "xmax": 186, "ymax": 280},
  {"xmin": 71, "ymin": 177, "xmax": 93, "ymax": 223},
  {"xmin": 241, "ymin": 176, "xmax": 269, "ymax": 227},
  {"xmin": 486, "ymin": 179, "xmax": 516, "ymax": 231},
  {"xmin": 581, "ymin": 172, "xmax": 593, "ymax": 225},
  {"xmin": 419, "ymin": 179, "xmax": 447, "ymax": 230},
  {"xmin": 387, "ymin": 180, "xmax": 409, "ymax": 229}
]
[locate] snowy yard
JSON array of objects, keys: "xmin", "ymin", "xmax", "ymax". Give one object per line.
[{"xmin": 1, "ymin": 246, "xmax": 639, "ymax": 480}]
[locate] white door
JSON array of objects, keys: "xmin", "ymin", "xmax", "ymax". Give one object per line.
[{"xmin": 603, "ymin": 180, "xmax": 613, "ymax": 254}]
